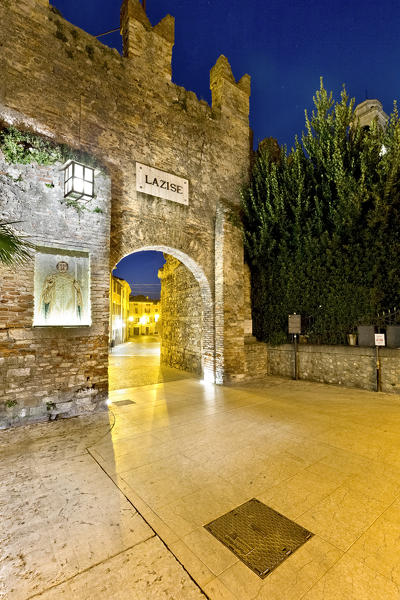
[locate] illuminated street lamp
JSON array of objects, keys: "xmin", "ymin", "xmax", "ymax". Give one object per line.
[{"xmin": 63, "ymin": 161, "xmax": 94, "ymax": 200}]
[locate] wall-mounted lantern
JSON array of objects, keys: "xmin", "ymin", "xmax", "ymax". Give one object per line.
[{"xmin": 63, "ymin": 161, "xmax": 94, "ymax": 200}]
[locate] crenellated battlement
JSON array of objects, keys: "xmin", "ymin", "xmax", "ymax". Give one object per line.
[
  {"xmin": 210, "ymin": 55, "xmax": 251, "ymax": 118},
  {"xmin": 14, "ymin": 0, "xmax": 250, "ymax": 125},
  {"xmin": 1, "ymin": 0, "xmax": 251, "ymax": 150},
  {"xmin": 120, "ymin": 0, "xmax": 175, "ymax": 81}
]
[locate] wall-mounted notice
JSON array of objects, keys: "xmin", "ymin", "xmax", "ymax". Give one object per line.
[
  {"xmin": 136, "ymin": 162, "xmax": 189, "ymax": 205},
  {"xmin": 288, "ymin": 314, "xmax": 301, "ymax": 334},
  {"xmin": 375, "ymin": 333, "xmax": 385, "ymax": 346}
]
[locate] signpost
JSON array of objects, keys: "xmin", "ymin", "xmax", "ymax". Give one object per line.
[
  {"xmin": 375, "ymin": 333, "xmax": 385, "ymax": 392},
  {"xmin": 288, "ymin": 314, "xmax": 301, "ymax": 380}
]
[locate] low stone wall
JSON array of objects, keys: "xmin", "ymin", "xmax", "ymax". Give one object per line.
[{"xmin": 267, "ymin": 344, "xmax": 400, "ymax": 393}]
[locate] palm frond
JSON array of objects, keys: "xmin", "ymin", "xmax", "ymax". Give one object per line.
[{"xmin": 0, "ymin": 221, "xmax": 34, "ymax": 266}]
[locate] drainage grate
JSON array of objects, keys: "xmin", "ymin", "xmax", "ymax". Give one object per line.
[
  {"xmin": 112, "ymin": 399, "xmax": 135, "ymax": 406},
  {"xmin": 204, "ymin": 498, "xmax": 313, "ymax": 578}
]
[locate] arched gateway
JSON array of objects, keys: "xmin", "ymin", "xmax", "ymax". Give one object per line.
[
  {"xmin": 116, "ymin": 246, "xmax": 215, "ymax": 382},
  {"xmin": 0, "ymin": 0, "xmax": 261, "ymax": 427}
]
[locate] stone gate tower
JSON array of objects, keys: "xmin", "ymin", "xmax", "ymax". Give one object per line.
[{"xmin": 0, "ymin": 0, "xmax": 262, "ymax": 427}]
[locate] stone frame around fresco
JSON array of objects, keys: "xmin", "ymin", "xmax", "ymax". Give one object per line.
[{"xmin": 33, "ymin": 246, "xmax": 91, "ymax": 328}]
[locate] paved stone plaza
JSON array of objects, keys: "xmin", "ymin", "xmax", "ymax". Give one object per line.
[
  {"xmin": 109, "ymin": 340, "xmax": 193, "ymax": 390},
  {"xmin": 3, "ymin": 374, "xmax": 400, "ymax": 599}
]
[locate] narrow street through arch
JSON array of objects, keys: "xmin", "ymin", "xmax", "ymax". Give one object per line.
[
  {"xmin": 109, "ymin": 336, "xmax": 193, "ymax": 391},
  {"xmin": 108, "ymin": 248, "xmax": 207, "ymax": 392}
]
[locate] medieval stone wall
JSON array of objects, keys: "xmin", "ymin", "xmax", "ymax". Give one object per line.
[
  {"xmin": 0, "ymin": 151, "xmax": 111, "ymax": 427},
  {"xmin": 0, "ymin": 0, "xmax": 252, "ymax": 426},
  {"xmin": 267, "ymin": 344, "xmax": 400, "ymax": 393},
  {"xmin": 159, "ymin": 255, "xmax": 202, "ymax": 375}
]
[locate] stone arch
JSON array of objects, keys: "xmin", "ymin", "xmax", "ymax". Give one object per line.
[{"xmin": 113, "ymin": 245, "xmax": 215, "ymax": 383}]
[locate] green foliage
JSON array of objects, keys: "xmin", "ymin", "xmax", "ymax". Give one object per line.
[
  {"xmin": 63, "ymin": 198, "xmax": 87, "ymax": 216},
  {"xmin": 0, "ymin": 221, "xmax": 34, "ymax": 266},
  {"xmin": 5, "ymin": 399, "xmax": 17, "ymax": 409},
  {"xmin": 0, "ymin": 126, "xmax": 63, "ymax": 165},
  {"xmin": 0, "ymin": 126, "xmax": 102, "ymax": 171},
  {"xmin": 242, "ymin": 81, "xmax": 400, "ymax": 345}
]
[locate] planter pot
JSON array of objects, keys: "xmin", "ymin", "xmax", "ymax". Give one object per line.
[
  {"xmin": 347, "ymin": 333, "xmax": 357, "ymax": 346},
  {"xmin": 357, "ymin": 325, "xmax": 375, "ymax": 347},
  {"xmin": 387, "ymin": 325, "xmax": 400, "ymax": 348}
]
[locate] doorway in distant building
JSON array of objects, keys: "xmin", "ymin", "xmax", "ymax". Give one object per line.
[{"xmin": 108, "ymin": 249, "xmax": 207, "ymax": 392}]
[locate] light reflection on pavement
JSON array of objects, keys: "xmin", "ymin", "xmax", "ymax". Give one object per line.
[{"xmin": 108, "ymin": 337, "xmax": 193, "ymax": 391}]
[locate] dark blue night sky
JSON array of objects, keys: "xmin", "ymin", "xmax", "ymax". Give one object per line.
[
  {"xmin": 113, "ymin": 251, "xmax": 165, "ymax": 299},
  {"xmin": 52, "ymin": 0, "xmax": 400, "ymax": 148},
  {"xmin": 53, "ymin": 0, "xmax": 400, "ymax": 290}
]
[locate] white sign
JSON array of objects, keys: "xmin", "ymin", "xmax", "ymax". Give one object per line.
[
  {"xmin": 136, "ymin": 162, "xmax": 189, "ymax": 205},
  {"xmin": 375, "ymin": 333, "xmax": 385, "ymax": 346}
]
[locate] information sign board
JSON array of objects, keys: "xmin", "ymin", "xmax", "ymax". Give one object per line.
[
  {"xmin": 375, "ymin": 333, "xmax": 385, "ymax": 346},
  {"xmin": 288, "ymin": 314, "xmax": 301, "ymax": 334}
]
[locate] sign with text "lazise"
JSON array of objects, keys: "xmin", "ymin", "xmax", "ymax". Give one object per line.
[{"xmin": 136, "ymin": 162, "xmax": 189, "ymax": 205}]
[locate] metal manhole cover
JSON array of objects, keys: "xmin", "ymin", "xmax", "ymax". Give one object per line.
[
  {"xmin": 204, "ymin": 498, "xmax": 313, "ymax": 578},
  {"xmin": 112, "ymin": 399, "xmax": 135, "ymax": 406}
]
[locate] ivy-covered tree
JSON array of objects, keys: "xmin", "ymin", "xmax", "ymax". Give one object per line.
[{"xmin": 242, "ymin": 80, "xmax": 400, "ymax": 344}]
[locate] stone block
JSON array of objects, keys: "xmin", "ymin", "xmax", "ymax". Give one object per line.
[
  {"xmin": 7, "ymin": 368, "xmax": 30, "ymax": 377},
  {"xmin": 52, "ymin": 402, "xmax": 73, "ymax": 414}
]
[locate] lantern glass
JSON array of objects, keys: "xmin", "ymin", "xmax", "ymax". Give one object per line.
[
  {"xmin": 75, "ymin": 178, "xmax": 84, "ymax": 194},
  {"xmin": 63, "ymin": 161, "xmax": 94, "ymax": 200}
]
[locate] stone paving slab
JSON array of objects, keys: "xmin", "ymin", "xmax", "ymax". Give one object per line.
[
  {"xmin": 31, "ymin": 537, "xmax": 205, "ymax": 600},
  {"xmin": 108, "ymin": 342, "xmax": 193, "ymax": 391},
  {"xmin": 0, "ymin": 414, "xmax": 205, "ymax": 600},
  {"xmin": 102, "ymin": 377, "xmax": 400, "ymax": 600},
  {"xmin": 4, "ymin": 376, "xmax": 400, "ymax": 599}
]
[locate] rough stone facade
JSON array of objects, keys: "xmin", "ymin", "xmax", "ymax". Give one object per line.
[
  {"xmin": 159, "ymin": 255, "xmax": 202, "ymax": 375},
  {"xmin": 244, "ymin": 338, "xmax": 268, "ymax": 380},
  {"xmin": 0, "ymin": 0, "xmax": 252, "ymax": 425},
  {"xmin": 0, "ymin": 152, "xmax": 111, "ymax": 427},
  {"xmin": 267, "ymin": 344, "xmax": 400, "ymax": 393}
]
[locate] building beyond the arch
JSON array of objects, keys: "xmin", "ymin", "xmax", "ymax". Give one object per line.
[{"xmin": 0, "ymin": 0, "xmax": 267, "ymax": 427}]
